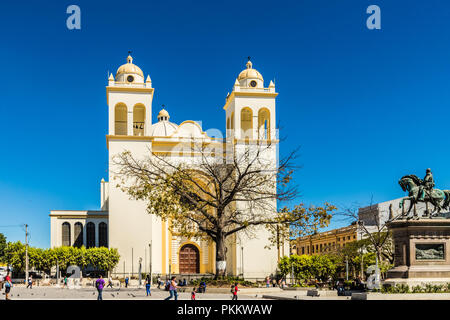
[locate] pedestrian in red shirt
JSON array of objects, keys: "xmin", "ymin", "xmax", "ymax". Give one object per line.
[
  {"xmin": 231, "ymin": 282, "xmax": 238, "ymax": 300},
  {"xmin": 191, "ymin": 289, "xmax": 196, "ymax": 300},
  {"xmin": 4, "ymin": 272, "xmax": 12, "ymax": 300}
]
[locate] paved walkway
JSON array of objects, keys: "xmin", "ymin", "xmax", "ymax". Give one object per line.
[
  {"xmin": 6, "ymin": 286, "xmax": 450, "ymax": 300},
  {"xmin": 2, "ymin": 286, "xmax": 269, "ymax": 300}
]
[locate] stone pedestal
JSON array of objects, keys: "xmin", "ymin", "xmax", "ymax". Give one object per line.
[{"xmin": 385, "ymin": 218, "xmax": 450, "ymax": 285}]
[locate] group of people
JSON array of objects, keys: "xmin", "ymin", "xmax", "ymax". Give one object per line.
[
  {"xmin": 162, "ymin": 276, "xmax": 239, "ymax": 300},
  {"xmin": 1, "ymin": 272, "xmax": 34, "ymax": 300},
  {"xmin": 2, "ymin": 271, "xmax": 242, "ymax": 301},
  {"xmin": 94, "ymin": 274, "xmax": 152, "ymax": 300},
  {"xmin": 264, "ymin": 276, "xmax": 286, "ymax": 288}
]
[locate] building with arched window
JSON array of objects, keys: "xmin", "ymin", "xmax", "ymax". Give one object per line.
[{"xmin": 50, "ymin": 55, "xmax": 285, "ymax": 278}]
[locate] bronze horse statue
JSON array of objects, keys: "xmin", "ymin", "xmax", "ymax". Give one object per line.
[{"xmin": 399, "ymin": 175, "xmax": 450, "ymax": 218}]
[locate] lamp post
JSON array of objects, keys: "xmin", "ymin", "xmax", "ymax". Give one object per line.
[
  {"xmin": 25, "ymin": 224, "xmax": 29, "ymax": 285},
  {"xmin": 345, "ymin": 256, "xmax": 349, "ymax": 281},
  {"xmin": 149, "ymin": 241, "xmax": 152, "ymax": 285},
  {"xmin": 138, "ymin": 257, "xmax": 142, "ymax": 287}
]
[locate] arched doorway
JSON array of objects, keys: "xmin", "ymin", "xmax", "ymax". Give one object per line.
[{"xmin": 179, "ymin": 244, "xmax": 200, "ymax": 274}]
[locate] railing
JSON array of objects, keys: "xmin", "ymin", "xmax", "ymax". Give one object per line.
[{"xmin": 109, "ymin": 82, "xmax": 148, "ymax": 88}]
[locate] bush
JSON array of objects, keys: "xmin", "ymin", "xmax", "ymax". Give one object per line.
[
  {"xmin": 190, "ymin": 277, "xmax": 258, "ymax": 288},
  {"xmin": 382, "ymin": 283, "xmax": 450, "ymax": 294}
]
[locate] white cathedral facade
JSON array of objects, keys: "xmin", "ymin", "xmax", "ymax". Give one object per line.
[{"xmin": 50, "ymin": 55, "xmax": 289, "ymax": 278}]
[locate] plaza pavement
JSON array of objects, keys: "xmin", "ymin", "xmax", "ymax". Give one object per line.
[
  {"xmin": 2, "ymin": 286, "xmax": 269, "ymax": 300},
  {"xmin": 5, "ymin": 286, "xmax": 450, "ymax": 300}
]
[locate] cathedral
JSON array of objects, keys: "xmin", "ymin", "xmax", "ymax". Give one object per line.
[{"xmin": 49, "ymin": 55, "xmax": 288, "ymax": 278}]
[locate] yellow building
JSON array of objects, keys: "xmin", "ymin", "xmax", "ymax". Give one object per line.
[{"xmin": 291, "ymin": 224, "xmax": 358, "ymax": 256}]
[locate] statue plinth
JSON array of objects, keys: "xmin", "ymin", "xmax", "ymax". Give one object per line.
[{"xmin": 385, "ymin": 218, "xmax": 450, "ymax": 285}]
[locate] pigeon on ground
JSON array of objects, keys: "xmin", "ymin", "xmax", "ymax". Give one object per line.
[
  {"xmin": 93, "ymin": 292, "xmax": 95, "ymax": 295},
  {"xmin": 111, "ymin": 294, "xmax": 115, "ymax": 297},
  {"xmin": 131, "ymin": 293, "xmax": 136, "ymax": 297}
]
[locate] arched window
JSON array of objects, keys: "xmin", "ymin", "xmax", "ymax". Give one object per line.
[
  {"xmin": 86, "ymin": 222, "xmax": 96, "ymax": 248},
  {"xmin": 114, "ymin": 103, "xmax": 127, "ymax": 135},
  {"xmin": 240, "ymin": 108, "xmax": 253, "ymax": 140},
  {"xmin": 99, "ymin": 222, "xmax": 108, "ymax": 247},
  {"xmin": 258, "ymin": 108, "xmax": 270, "ymax": 140},
  {"xmin": 62, "ymin": 222, "xmax": 71, "ymax": 247},
  {"xmin": 74, "ymin": 222, "xmax": 83, "ymax": 247},
  {"xmin": 133, "ymin": 104, "xmax": 145, "ymax": 136}
]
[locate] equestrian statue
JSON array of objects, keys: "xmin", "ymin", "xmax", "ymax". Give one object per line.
[{"xmin": 399, "ymin": 168, "xmax": 450, "ymax": 219}]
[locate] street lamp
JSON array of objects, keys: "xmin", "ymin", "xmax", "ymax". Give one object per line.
[{"xmin": 149, "ymin": 242, "xmax": 152, "ymax": 285}]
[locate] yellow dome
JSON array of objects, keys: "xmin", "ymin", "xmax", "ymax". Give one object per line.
[
  {"xmin": 238, "ymin": 60, "xmax": 263, "ymax": 81},
  {"xmin": 157, "ymin": 108, "xmax": 170, "ymax": 120},
  {"xmin": 116, "ymin": 55, "xmax": 144, "ymax": 77}
]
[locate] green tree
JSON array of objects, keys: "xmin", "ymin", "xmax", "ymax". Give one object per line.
[
  {"xmin": 277, "ymin": 256, "xmax": 291, "ymax": 278},
  {"xmin": 4, "ymin": 241, "xmax": 26, "ymax": 271},
  {"xmin": 86, "ymin": 247, "xmax": 120, "ymax": 272},
  {"xmin": 0, "ymin": 233, "xmax": 7, "ymax": 263},
  {"xmin": 290, "ymin": 254, "xmax": 313, "ymax": 284},
  {"xmin": 310, "ymin": 255, "xmax": 336, "ymax": 282}
]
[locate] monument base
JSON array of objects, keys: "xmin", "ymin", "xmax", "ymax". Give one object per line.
[{"xmin": 386, "ymin": 218, "xmax": 450, "ymax": 282}]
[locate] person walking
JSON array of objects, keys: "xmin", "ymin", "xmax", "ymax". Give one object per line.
[
  {"xmin": 63, "ymin": 276, "xmax": 68, "ymax": 288},
  {"xmin": 191, "ymin": 289, "xmax": 196, "ymax": 300},
  {"xmin": 96, "ymin": 275, "xmax": 105, "ymax": 300},
  {"xmin": 145, "ymin": 275, "xmax": 151, "ymax": 297},
  {"xmin": 4, "ymin": 272, "xmax": 12, "ymax": 300},
  {"xmin": 27, "ymin": 275, "xmax": 33, "ymax": 289},
  {"xmin": 164, "ymin": 276, "xmax": 178, "ymax": 300},
  {"xmin": 107, "ymin": 276, "xmax": 113, "ymax": 288},
  {"xmin": 265, "ymin": 276, "xmax": 270, "ymax": 288},
  {"xmin": 125, "ymin": 276, "xmax": 129, "ymax": 288},
  {"xmin": 231, "ymin": 282, "xmax": 238, "ymax": 300},
  {"xmin": 157, "ymin": 276, "xmax": 161, "ymax": 289}
]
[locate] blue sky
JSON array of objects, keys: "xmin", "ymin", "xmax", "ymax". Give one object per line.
[{"xmin": 1, "ymin": 0, "xmax": 450, "ymax": 248}]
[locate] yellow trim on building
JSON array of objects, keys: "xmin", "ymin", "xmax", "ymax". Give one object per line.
[
  {"xmin": 223, "ymin": 91, "xmax": 278, "ymax": 111},
  {"xmin": 53, "ymin": 215, "xmax": 109, "ymax": 219}
]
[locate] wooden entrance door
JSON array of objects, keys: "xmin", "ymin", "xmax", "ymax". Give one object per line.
[{"xmin": 179, "ymin": 244, "xmax": 200, "ymax": 274}]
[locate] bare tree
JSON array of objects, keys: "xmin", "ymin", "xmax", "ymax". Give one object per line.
[
  {"xmin": 338, "ymin": 199, "xmax": 393, "ymax": 264},
  {"xmin": 113, "ymin": 139, "xmax": 335, "ymax": 278}
]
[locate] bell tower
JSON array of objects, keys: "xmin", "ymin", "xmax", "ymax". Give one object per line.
[
  {"xmin": 106, "ymin": 54, "xmax": 154, "ymax": 137},
  {"xmin": 224, "ymin": 58, "xmax": 277, "ymax": 142}
]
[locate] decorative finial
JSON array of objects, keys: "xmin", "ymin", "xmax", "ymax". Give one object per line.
[
  {"xmin": 246, "ymin": 57, "xmax": 252, "ymax": 69},
  {"xmin": 127, "ymin": 51, "xmax": 133, "ymax": 63}
]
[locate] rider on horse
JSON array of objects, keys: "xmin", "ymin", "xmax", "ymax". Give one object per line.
[{"xmin": 419, "ymin": 168, "xmax": 435, "ymax": 201}]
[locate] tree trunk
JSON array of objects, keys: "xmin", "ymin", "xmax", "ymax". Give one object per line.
[{"xmin": 215, "ymin": 232, "xmax": 227, "ymax": 279}]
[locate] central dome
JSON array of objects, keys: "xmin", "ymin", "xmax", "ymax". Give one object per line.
[
  {"xmin": 116, "ymin": 55, "xmax": 144, "ymax": 78},
  {"xmin": 149, "ymin": 109, "xmax": 178, "ymax": 136}
]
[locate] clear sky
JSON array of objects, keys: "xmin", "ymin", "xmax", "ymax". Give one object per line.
[{"xmin": 1, "ymin": 0, "xmax": 450, "ymax": 248}]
